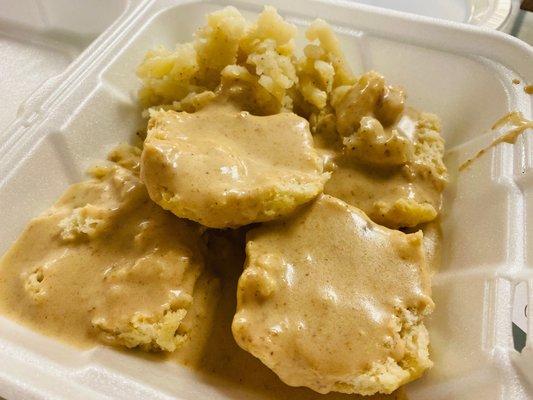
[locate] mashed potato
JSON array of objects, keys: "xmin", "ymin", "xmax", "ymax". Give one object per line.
[
  {"xmin": 138, "ymin": 6, "xmax": 297, "ymax": 114},
  {"xmin": 137, "ymin": 6, "xmax": 354, "ymax": 117},
  {"xmin": 137, "ymin": 7, "xmax": 447, "ymax": 229}
]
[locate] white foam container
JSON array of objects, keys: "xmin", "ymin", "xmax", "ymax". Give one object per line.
[
  {"xmin": 0, "ymin": 1, "xmax": 532, "ymax": 399},
  {"xmin": 0, "ymin": 0, "xmax": 133, "ymax": 135},
  {"xmin": 352, "ymin": 0, "xmax": 512, "ymax": 29}
]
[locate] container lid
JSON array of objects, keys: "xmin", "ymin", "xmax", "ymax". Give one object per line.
[
  {"xmin": 0, "ymin": 0, "xmax": 132, "ymax": 133},
  {"xmin": 352, "ymin": 0, "xmax": 512, "ymax": 29}
]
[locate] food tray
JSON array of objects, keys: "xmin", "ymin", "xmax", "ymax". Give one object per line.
[
  {"xmin": 0, "ymin": 0, "xmax": 133, "ymax": 134},
  {"xmin": 351, "ymin": 0, "xmax": 512, "ymax": 29},
  {"xmin": 0, "ymin": 1, "xmax": 532, "ymax": 399}
]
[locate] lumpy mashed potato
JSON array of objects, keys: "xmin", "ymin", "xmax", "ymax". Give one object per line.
[
  {"xmin": 137, "ymin": 6, "xmax": 298, "ymax": 114},
  {"xmin": 137, "ymin": 6, "xmax": 447, "ymax": 229},
  {"xmin": 136, "ymin": 6, "xmax": 354, "ymax": 116}
]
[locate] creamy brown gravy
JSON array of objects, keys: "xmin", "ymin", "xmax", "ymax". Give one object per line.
[
  {"xmin": 0, "ymin": 107, "xmax": 438, "ymax": 397},
  {"xmin": 459, "ymin": 112, "xmax": 533, "ymax": 171},
  {"xmin": 141, "ymin": 102, "xmax": 326, "ymax": 228},
  {"xmin": 320, "ymin": 108, "xmax": 446, "ymax": 229},
  {"xmin": 184, "ymin": 229, "xmax": 407, "ymax": 400},
  {"xmin": 400, "ymin": 219, "xmax": 441, "ymax": 275},
  {"xmin": 0, "ymin": 163, "xmax": 209, "ymax": 352},
  {"xmin": 0, "ymin": 163, "xmax": 418, "ymax": 399},
  {"xmin": 325, "ymin": 156, "xmax": 441, "ymax": 225},
  {"xmin": 232, "ymin": 195, "xmax": 433, "ymax": 394},
  {"xmin": 0, "ymin": 186, "xmax": 407, "ymax": 399}
]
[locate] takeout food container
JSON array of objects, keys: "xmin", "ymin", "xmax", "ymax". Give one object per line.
[
  {"xmin": 0, "ymin": 0, "xmax": 132, "ymax": 133},
  {"xmin": 0, "ymin": 1, "xmax": 532, "ymax": 399},
  {"xmin": 351, "ymin": 0, "xmax": 512, "ymax": 29}
]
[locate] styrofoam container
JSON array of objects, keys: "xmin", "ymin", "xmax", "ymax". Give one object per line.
[
  {"xmin": 0, "ymin": 1, "xmax": 532, "ymax": 399},
  {"xmin": 351, "ymin": 0, "xmax": 512, "ymax": 29},
  {"xmin": 0, "ymin": 0, "xmax": 133, "ymax": 135}
]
